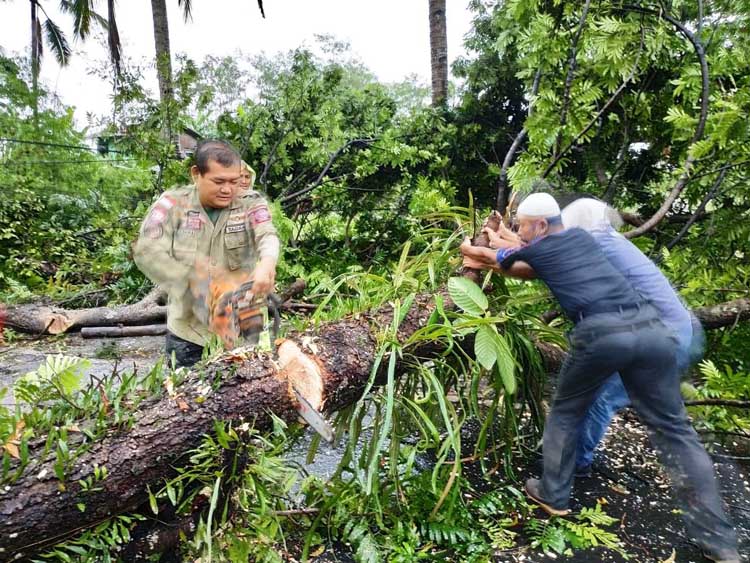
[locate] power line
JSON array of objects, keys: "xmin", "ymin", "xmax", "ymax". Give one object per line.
[
  {"xmin": 0, "ymin": 158, "xmax": 138, "ymax": 166},
  {"xmin": 0, "ymin": 137, "xmax": 126, "ymax": 153}
]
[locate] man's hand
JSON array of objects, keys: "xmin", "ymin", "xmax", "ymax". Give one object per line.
[
  {"xmin": 463, "ymin": 255, "xmax": 492, "ymax": 271},
  {"xmin": 460, "ymin": 237, "xmax": 499, "ymax": 269},
  {"xmin": 250, "ymin": 257, "xmax": 277, "ymax": 296},
  {"xmin": 497, "ymin": 221, "xmax": 521, "ymax": 244},
  {"xmin": 483, "ymin": 228, "xmax": 519, "ymax": 250}
]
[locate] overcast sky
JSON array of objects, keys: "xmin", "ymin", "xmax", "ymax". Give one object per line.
[{"xmin": 1, "ymin": 0, "xmax": 474, "ymax": 125}]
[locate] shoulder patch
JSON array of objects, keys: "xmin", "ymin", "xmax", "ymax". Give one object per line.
[{"xmin": 247, "ymin": 205, "xmax": 272, "ymax": 226}]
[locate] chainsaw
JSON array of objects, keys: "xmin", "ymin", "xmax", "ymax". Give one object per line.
[{"xmin": 207, "ymin": 279, "xmax": 335, "ymax": 443}]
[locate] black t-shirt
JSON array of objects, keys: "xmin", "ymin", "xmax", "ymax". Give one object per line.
[{"xmin": 500, "ymin": 228, "xmax": 643, "ymax": 321}]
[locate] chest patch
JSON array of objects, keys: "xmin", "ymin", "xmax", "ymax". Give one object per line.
[
  {"xmin": 226, "ymin": 223, "xmax": 246, "ymax": 234},
  {"xmin": 185, "ymin": 210, "xmax": 203, "ymax": 231}
]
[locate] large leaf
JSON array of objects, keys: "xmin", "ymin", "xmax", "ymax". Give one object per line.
[
  {"xmin": 474, "ymin": 325, "xmax": 498, "ymax": 371},
  {"xmin": 43, "ymin": 18, "xmax": 71, "ymax": 66},
  {"xmin": 447, "ymin": 276, "xmax": 488, "ymax": 316},
  {"xmin": 493, "ymin": 331, "xmax": 517, "ymax": 395}
]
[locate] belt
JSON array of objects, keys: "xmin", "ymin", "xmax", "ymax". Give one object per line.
[{"xmin": 577, "ymin": 302, "xmax": 644, "ymax": 322}]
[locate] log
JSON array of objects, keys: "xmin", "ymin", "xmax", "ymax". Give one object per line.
[
  {"xmin": 0, "ymin": 293, "xmax": 442, "ymax": 559},
  {"xmin": 1, "ymin": 287, "xmax": 166, "ymax": 336},
  {"xmin": 694, "ymin": 297, "xmax": 750, "ymax": 330},
  {"xmin": 0, "ymin": 279, "xmax": 307, "ymax": 336},
  {"xmin": 80, "ymin": 324, "xmax": 168, "ymax": 338},
  {"xmin": 461, "ymin": 211, "xmax": 502, "ymax": 284}
]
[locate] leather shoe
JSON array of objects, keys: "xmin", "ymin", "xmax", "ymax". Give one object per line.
[{"xmin": 524, "ymin": 478, "xmax": 571, "ymax": 516}]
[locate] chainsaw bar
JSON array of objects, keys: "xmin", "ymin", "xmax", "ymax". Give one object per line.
[{"xmin": 293, "ymin": 386, "xmax": 334, "ymax": 443}]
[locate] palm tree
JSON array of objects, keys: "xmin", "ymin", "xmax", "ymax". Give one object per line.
[
  {"xmin": 28, "ymin": 1, "xmax": 121, "ymax": 110},
  {"xmin": 149, "ymin": 0, "xmax": 265, "ymax": 138},
  {"xmin": 428, "ymin": 0, "xmax": 448, "ymax": 107}
]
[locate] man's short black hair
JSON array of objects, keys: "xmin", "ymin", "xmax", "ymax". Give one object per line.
[{"xmin": 194, "ymin": 139, "xmax": 241, "ymax": 174}]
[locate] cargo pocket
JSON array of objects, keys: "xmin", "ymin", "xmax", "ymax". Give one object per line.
[
  {"xmin": 225, "ymin": 232, "xmax": 250, "ymax": 271},
  {"xmin": 172, "ymin": 235, "xmax": 198, "ymax": 265}
]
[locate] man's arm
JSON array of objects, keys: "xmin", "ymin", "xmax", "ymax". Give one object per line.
[
  {"xmin": 244, "ymin": 192, "xmax": 280, "ymax": 295},
  {"xmin": 459, "ymin": 237, "xmax": 537, "ymax": 280},
  {"xmin": 133, "ymin": 196, "xmax": 192, "ymax": 294}
]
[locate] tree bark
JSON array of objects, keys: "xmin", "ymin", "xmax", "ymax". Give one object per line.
[
  {"xmin": 429, "ymin": 0, "xmax": 448, "ymax": 107},
  {"xmin": 461, "ymin": 211, "xmax": 502, "ymax": 285},
  {"xmin": 80, "ymin": 324, "xmax": 168, "ymax": 338},
  {"xmin": 2, "ymin": 280, "xmax": 307, "ymax": 336},
  {"xmin": 150, "ymin": 0, "xmax": 173, "ymax": 140},
  {"xmin": 694, "ymin": 298, "xmax": 750, "ymax": 330},
  {"xmin": 0, "ymin": 293, "xmax": 446, "ymax": 559},
  {"xmin": 2, "ymin": 287, "xmax": 166, "ymax": 335}
]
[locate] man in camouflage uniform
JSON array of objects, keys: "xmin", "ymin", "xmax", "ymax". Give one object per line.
[{"xmin": 134, "ymin": 140, "xmax": 280, "ymax": 367}]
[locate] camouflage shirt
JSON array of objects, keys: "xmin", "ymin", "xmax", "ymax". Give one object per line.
[{"xmin": 133, "ymin": 185, "xmax": 279, "ymax": 346}]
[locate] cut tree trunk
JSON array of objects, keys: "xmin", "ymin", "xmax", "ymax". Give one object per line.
[
  {"xmin": 0, "ymin": 293, "xmax": 455, "ymax": 559},
  {"xmin": 1, "ymin": 279, "xmax": 307, "ymax": 336},
  {"xmin": 1, "ymin": 287, "xmax": 166, "ymax": 335}
]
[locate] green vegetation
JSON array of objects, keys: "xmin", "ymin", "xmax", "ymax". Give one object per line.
[{"xmin": 1, "ymin": 0, "xmax": 749, "ymax": 560}]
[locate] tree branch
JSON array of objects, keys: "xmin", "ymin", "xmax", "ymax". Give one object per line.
[
  {"xmin": 279, "ymin": 138, "xmax": 375, "ymax": 207},
  {"xmin": 551, "ymin": 0, "xmax": 592, "ymax": 162},
  {"xmin": 621, "ymin": 6, "xmax": 710, "ymax": 239},
  {"xmin": 665, "ymin": 167, "xmax": 726, "ymax": 250},
  {"xmin": 685, "ymin": 399, "xmax": 750, "ymax": 408},
  {"xmin": 495, "ymin": 69, "xmax": 542, "ymax": 213},
  {"xmin": 543, "ymin": 19, "xmax": 645, "ymax": 179}
]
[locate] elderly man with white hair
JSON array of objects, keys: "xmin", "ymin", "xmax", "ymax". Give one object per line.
[
  {"xmin": 560, "ymin": 198, "xmax": 703, "ymax": 477},
  {"xmin": 460, "ymin": 192, "xmax": 739, "ymax": 563}
]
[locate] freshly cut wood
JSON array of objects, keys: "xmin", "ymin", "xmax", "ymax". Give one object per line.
[
  {"xmin": 0, "ymin": 293, "xmax": 442, "ymax": 559},
  {"xmin": 80, "ymin": 324, "xmax": 168, "ymax": 338}
]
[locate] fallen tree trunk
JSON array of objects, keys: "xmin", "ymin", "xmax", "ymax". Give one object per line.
[
  {"xmin": 80, "ymin": 324, "xmax": 168, "ymax": 338},
  {"xmin": 0, "ymin": 293, "xmax": 448, "ymax": 559},
  {"xmin": 694, "ymin": 297, "xmax": 750, "ymax": 330},
  {"xmin": 2, "ymin": 287, "xmax": 167, "ymax": 336},
  {"xmin": 539, "ymin": 299, "xmax": 750, "ymax": 330},
  {"xmin": 1, "ymin": 279, "xmax": 307, "ymax": 336}
]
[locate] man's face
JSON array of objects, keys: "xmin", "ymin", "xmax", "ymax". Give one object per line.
[
  {"xmin": 516, "ymin": 215, "xmax": 548, "ymax": 243},
  {"xmin": 192, "ymin": 160, "xmax": 241, "ymax": 208},
  {"xmin": 238, "ymin": 169, "xmax": 253, "ymax": 191}
]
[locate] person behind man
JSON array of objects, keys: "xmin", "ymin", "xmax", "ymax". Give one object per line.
[
  {"xmin": 460, "ymin": 193, "xmax": 739, "ymax": 563},
  {"xmin": 238, "ymin": 160, "xmax": 257, "ymax": 194},
  {"xmin": 134, "ymin": 140, "xmax": 279, "ymax": 368},
  {"xmin": 557, "ymin": 198, "xmax": 703, "ymax": 476}
]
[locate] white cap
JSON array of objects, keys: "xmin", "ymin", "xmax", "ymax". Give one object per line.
[
  {"xmin": 561, "ymin": 198, "xmax": 623, "ymax": 231},
  {"xmin": 516, "ymin": 193, "xmax": 561, "ymax": 218}
]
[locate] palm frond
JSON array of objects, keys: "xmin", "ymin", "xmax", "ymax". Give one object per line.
[
  {"xmin": 44, "ymin": 18, "xmax": 71, "ymax": 66},
  {"xmin": 177, "ymin": 0, "xmax": 192, "ymax": 22},
  {"xmin": 60, "ymin": 0, "xmax": 94, "ymax": 38},
  {"xmin": 107, "ymin": 0, "xmax": 122, "ymax": 76}
]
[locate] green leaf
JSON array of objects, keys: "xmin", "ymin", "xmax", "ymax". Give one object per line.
[
  {"xmin": 43, "ymin": 19, "xmax": 72, "ymax": 67},
  {"xmin": 475, "ymin": 325, "xmax": 498, "ymax": 371},
  {"xmin": 447, "ymin": 277, "xmax": 488, "ymax": 316},
  {"xmin": 147, "ymin": 487, "xmax": 158, "ymax": 515},
  {"xmin": 493, "ymin": 331, "xmax": 517, "ymax": 395}
]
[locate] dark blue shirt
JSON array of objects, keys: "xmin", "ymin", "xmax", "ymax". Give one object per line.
[{"xmin": 499, "ymin": 228, "xmax": 644, "ymax": 322}]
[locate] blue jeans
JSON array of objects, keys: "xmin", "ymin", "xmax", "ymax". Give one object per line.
[
  {"xmin": 574, "ymin": 315, "xmax": 703, "ymax": 470},
  {"xmin": 540, "ymin": 305, "xmax": 737, "ymax": 557}
]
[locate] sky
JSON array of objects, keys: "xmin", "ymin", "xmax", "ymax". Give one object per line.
[{"xmin": 1, "ymin": 0, "xmax": 475, "ymax": 126}]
